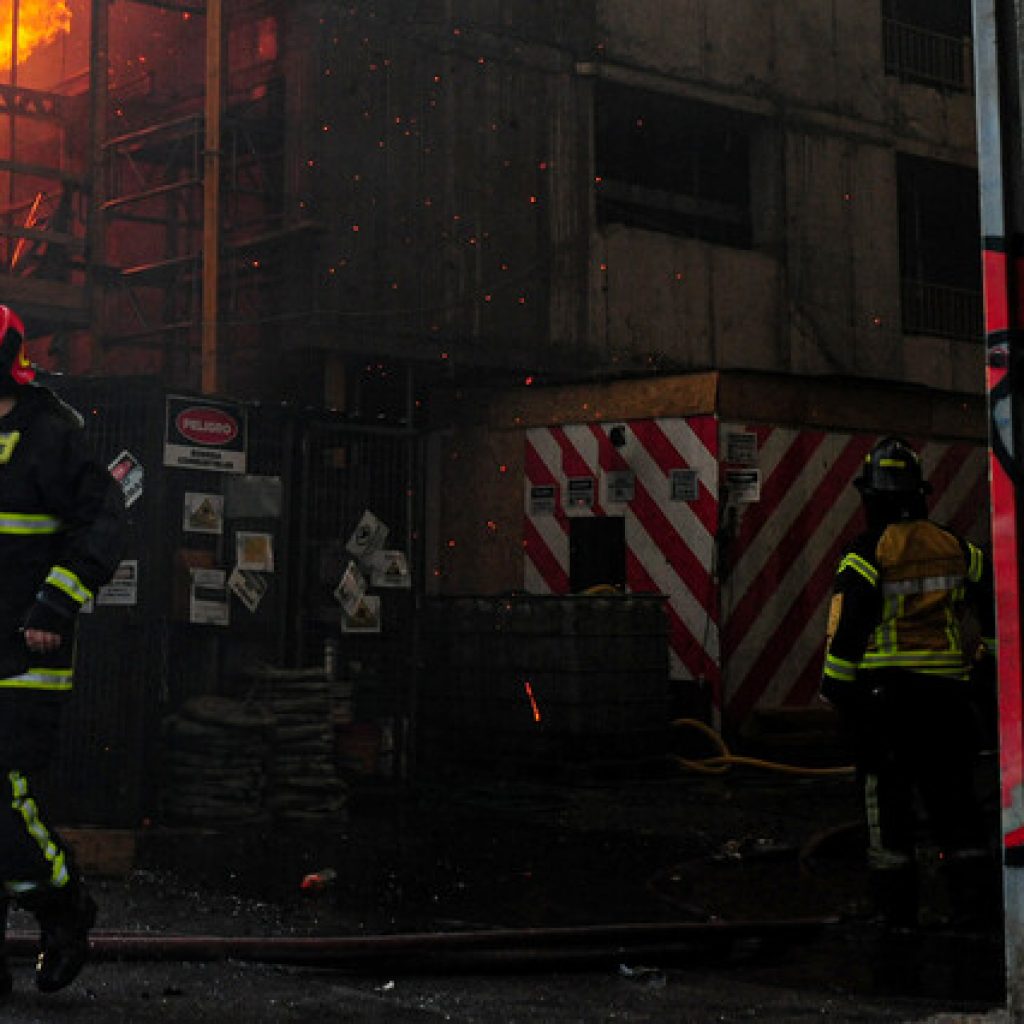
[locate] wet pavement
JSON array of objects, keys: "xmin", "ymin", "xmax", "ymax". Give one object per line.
[{"xmin": 0, "ymin": 765, "xmax": 1011, "ymax": 1021}]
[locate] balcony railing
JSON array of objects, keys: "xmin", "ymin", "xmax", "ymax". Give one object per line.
[
  {"xmin": 884, "ymin": 18, "xmax": 973, "ymax": 92},
  {"xmin": 901, "ymin": 278, "xmax": 982, "ymax": 342}
]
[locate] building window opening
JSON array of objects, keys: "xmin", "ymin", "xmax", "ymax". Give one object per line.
[
  {"xmin": 897, "ymin": 153, "xmax": 982, "ymax": 342},
  {"xmin": 595, "ymin": 83, "xmax": 753, "ymax": 249},
  {"xmin": 882, "ymin": 0, "xmax": 973, "ymax": 92}
]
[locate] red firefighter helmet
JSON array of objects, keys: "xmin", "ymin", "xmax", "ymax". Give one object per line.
[{"xmin": 0, "ymin": 305, "xmax": 34, "ymax": 385}]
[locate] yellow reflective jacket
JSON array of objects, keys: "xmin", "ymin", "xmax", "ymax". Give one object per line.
[{"xmin": 822, "ymin": 519, "xmax": 992, "ymax": 694}]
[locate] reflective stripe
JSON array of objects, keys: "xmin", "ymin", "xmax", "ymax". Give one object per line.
[
  {"xmin": 5, "ymin": 771, "xmax": 69, "ymax": 893},
  {"xmin": 860, "ymin": 650, "xmax": 968, "ymax": 677},
  {"xmin": 0, "ymin": 668, "xmax": 73, "ymax": 692},
  {"xmin": 881, "ymin": 574, "xmax": 965, "ymax": 596},
  {"xmin": 839, "ymin": 553, "xmax": 879, "ymax": 587},
  {"xmin": 45, "ymin": 565, "xmax": 92, "ymax": 605},
  {"xmin": 864, "ymin": 773, "xmax": 914, "ymax": 871},
  {"xmin": 0, "ymin": 513, "xmax": 61, "ymax": 535},
  {"xmin": 872, "ymin": 594, "xmax": 900, "ymax": 656},
  {"xmin": 865, "ymin": 774, "xmax": 882, "ymax": 857},
  {"xmin": 4, "ymin": 880, "xmax": 41, "ymax": 895},
  {"xmin": 945, "ymin": 602, "xmax": 958, "ymax": 656},
  {"xmin": 0, "ymin": 432, "xmax": 20, "ymax": 464},
  {"xmin": 967, "ymin": 543, "xmax": 984, "ymax": 584},
  {"xmin": 861, "ymin": 650, "xmax": 966, "ymax": 667},
  {"xmin": 868, "ymin": 847, "xmax": 915, "ymax": 870},
  {"xmin": 824, "ymin": 653, "xmax": 858, "ymax": 682}
]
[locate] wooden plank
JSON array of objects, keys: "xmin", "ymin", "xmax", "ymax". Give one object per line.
[
  {"xmin": 717, "ymin": 372, "xmax": 986, "ymax": 442},
  {"xmin": 435, "ymin": 373, "xmax": 719, "ymax": 431},
  {"xmin": 438, "ymin": 371, "xmax": 985, "ymax": 443}
]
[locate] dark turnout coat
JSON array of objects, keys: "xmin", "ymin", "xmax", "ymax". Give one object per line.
[{"xmin": 0, "ymin": 384, "xmax": 124, "ymax": 767}]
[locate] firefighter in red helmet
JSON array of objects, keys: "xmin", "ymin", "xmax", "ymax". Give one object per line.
[
  {"xmin": 0, "ymin": 308, "xmax": 36, "ymax": 388},
  {"xmin": 0, "ymin": 306, "xmax": 124, "ymax": 995},
  {"xmin": 820, "ymin": 437, "xmax": 998, "ymax": 931}
]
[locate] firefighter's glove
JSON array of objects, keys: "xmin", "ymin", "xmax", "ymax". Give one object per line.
[{"xmin": 23, "ymin": 589, "xmax": 75, "ymax": 637}]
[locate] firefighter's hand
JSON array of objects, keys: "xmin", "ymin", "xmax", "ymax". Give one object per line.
[{"xmin": 24, "ymin": 629, "xmax": 61, "ymax": 653}]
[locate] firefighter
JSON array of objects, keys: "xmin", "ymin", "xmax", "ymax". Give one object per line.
[
  {"xmin": 0, "ymin": 306, "xmax": 124, "ymax": 994},
  {"xmin": 820, "ymin": 436, "xmax": 998, "ymax": 931}
]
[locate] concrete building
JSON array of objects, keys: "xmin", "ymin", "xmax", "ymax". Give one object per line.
[
  {"xmin": 587, "ymin": 0, "xmax": 981, "ymax": 392},
  {"xmin": 0, "ymin": 2, "xmax": 989, "ymax": 755},
  {"xmin": 416, "ymin": 0, "xmax": 990, "ymax": 734},
  {"xmin": 0, "ymin": 1, "xmax": 982, "ymax": 401}
]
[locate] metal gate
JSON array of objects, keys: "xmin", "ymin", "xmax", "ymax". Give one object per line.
[
  {"xmin": 293, "ymin": 417, "xmax": 421, "ymax": 782},
  {"xmin": 38, "ymin": 376, "xmax": 420, "ymax": 826}
]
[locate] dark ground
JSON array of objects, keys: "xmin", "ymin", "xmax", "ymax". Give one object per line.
[{"xmin": 0, "ymin": 755, "xmax": 1010, "ymax": 1022}]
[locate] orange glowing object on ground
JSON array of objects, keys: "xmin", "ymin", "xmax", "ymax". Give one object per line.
[{"xmin": 0, "ymin": 1, "xmax": 72, "ymax": 69}]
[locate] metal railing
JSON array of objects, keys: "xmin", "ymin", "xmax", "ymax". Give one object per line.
[
  {"xmin": 883, "ymin": 18, "xmax": 973, "ymax": 92},
  {"xmin": 900, "ymin": 278, "xmax": 982, "ymax": 341}
]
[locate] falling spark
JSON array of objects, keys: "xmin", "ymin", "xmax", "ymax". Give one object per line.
[{"xmin": 523, "ymin": 681, "xmax": 541, "ymax": 723}]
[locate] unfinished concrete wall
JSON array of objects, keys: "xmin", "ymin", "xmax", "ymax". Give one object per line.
[
  {"xmin": 430, "ymin": 425, "xmax": 526, "ymax": 594},
  {"xmin": 591, "ymin": 0, "xmax": 983, "ymax": 396},
  {"xmin": 890, "ymin": 81, "xmax": 978, "ymax": 162},
  {"xmin": 301, "ymin": 0, "xmax": 595, "ymax": 375},
  {"xmin": 785, "ymin": 132, "xmax": 902, "ymax": 379},
  {"xmin": 597, "ymin": 1, "xmax": 889, "ymax": 123},
  {"xmin": 592, "ymin": 228, "xmax": 781, "ymax": 374}
]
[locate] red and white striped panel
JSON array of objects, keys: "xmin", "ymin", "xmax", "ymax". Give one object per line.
[
  {"xmin": 524, "ymin": 418, "xmax": 720, "ymax": 692},
  {"xmin": 719, "ymin": 424, "xmax": 990, "ymax": 729}
]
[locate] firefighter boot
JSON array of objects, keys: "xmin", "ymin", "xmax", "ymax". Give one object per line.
[
  {"xmin": 0, "ymin": 898, "xmax": 11, "ymax": 997},
  {"xmin": 33, "ymin": 878, "xmax": 97, "ymax": 993},
  {"xmin": 868, "ymin": 863, "xmax": 918, "ymax": 931}
]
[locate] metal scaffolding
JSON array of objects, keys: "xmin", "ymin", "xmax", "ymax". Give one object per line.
[{"xmin": 90, "ymin": 0, "xmax": 309, "ymax": 391}]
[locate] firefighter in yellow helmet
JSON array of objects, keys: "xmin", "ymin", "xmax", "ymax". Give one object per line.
[
  {"xmin": 820, "ymin": 437, "xmax": 997, "ymax": 931},
  {"xmin": 0, "ymin": 307, "xmax": 124, "ymax": 995}
]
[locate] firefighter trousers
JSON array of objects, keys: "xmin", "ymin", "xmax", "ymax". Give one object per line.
[
  {"xmin": 0, "ymin": 769, "xmax": 71, "ymax": 898},
  {"xmin": 858, "ymin": 671, "xmax": 989, "ymax": 867}
]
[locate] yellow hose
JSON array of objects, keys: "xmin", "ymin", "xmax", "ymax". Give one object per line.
[{"xmin": 669, "ymin": 717, "xmax": 854, "ymax": 777}]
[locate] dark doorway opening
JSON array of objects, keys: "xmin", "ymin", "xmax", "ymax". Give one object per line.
[{"xmin": 569, "ymin": 516, "xmax": 626, "ymax": 592}]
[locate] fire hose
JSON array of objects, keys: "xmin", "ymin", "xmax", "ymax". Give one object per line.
[
  {"xmin": 669, "ymin": 718, "xmax": 855, "ymax": 777},
  {"xmin": 3, "ymin": 917, "xmax": 838, "ymax": 968}
]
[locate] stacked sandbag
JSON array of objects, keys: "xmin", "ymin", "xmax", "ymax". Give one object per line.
[
  {"xmin": 251, "ymin": 666, "xmax": 348, "ymax": 825},
  {"xmin": 160, "ymin": 695, "xmax": 274, "ymax": 825}
]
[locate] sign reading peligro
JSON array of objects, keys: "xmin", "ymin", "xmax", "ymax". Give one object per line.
[{"xmin": 164, "ymin": 395, "xmax": 247, "ymax": 473}]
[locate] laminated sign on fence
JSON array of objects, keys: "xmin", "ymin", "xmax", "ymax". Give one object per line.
[{"xmin": 164, "ymin": 395, "xmax": 247, "ymax": 474}]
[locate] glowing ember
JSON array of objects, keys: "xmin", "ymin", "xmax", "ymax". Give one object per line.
[
  {"xmin": 0, "ymin": 1, "xmax": 72, "ymax": 69},
  {"xmin": 523, "ymin": 681, "xmax": 542, "ymax": 724}
]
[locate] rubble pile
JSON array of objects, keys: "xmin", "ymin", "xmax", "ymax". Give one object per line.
[{"xmin": 160, "ymin": 695, "xmax": 274, "ymax": 825}]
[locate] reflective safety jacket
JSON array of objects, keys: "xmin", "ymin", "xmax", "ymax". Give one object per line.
[
  {"xmin": 821, "ymin": 518, "xmax": 994, "ymax": 700},
  {"xmin": 0, "ymin": 384, "xmax": 124, "ymax": 694}
]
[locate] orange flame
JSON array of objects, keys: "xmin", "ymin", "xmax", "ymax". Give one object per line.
[{"xmin": 0, "ymin": 1, "xmax": 72, "ymax": 69}]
